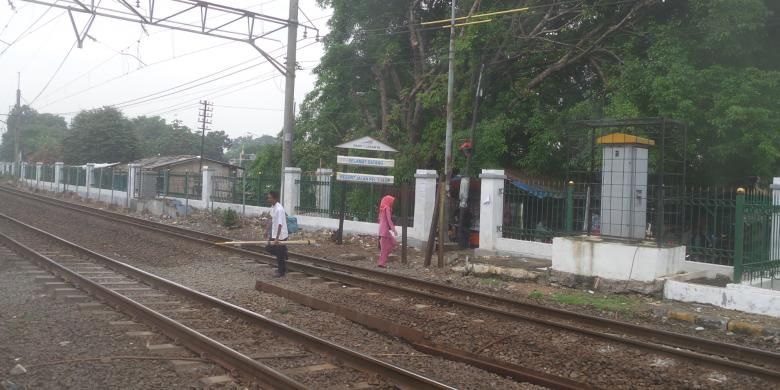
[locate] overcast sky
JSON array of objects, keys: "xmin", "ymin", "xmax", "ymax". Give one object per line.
[{"xmin": 0, "ymin": 0, "xmax": 331, "ymax": 140}]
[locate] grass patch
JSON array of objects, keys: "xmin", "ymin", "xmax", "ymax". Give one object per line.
[
  {"xmin": 528, "ymin": 290, "xmax": 544, "ymax": 300},
  {"xmin": 552, "ymin": 292, "xmax": 637, "ymax": 313}
]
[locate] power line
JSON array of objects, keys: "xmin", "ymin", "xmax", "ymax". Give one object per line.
[
  {"xmin": 37, "ymin": 40, "xmax": 239, "ymax": 108},
  {"xmin": 0, "ymin": 5, "xmax": 62, "ymax": 57},
  {"xmin": 30, "ymin": 39, "xmax": 76, "ymax": 105}
]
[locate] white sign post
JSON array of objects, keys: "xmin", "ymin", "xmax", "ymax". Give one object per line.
[{"xmin": 334, "ymin": 136, "xmax": 398, "ymax": 245}]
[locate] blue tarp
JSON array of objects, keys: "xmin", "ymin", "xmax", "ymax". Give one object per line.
[{"xmin": 509, "ymin": 180, "xmax": 564, "ymax": 199}]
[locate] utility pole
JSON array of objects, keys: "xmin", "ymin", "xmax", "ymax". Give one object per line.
[
  {"xmin": 13, "ymin": 73, "xmax": 20, "ymax": 177},
  {"xmin": 443, "ymin": 0, "xmax": 457, "ymax": 236},
  {"xmin": 197, "ymin": 100, "xmax": 213, "ymax": 176},
  {"xmin": 458, "ymin": 63, "xmax": 484, "ymax": 248},
  {"xmin": 281, "ymin": 0, "xmax": 299, "ymax": 172}
]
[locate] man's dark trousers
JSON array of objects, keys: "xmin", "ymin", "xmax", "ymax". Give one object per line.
[{"xmin": 266, "ymin": 242, "xmax": 288, "ymax": 276}]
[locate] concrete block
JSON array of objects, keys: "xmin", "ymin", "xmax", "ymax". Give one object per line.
[
  {"xmin": 54, "ymin": 292, "xmax": 87, "ymax": 303},
  {"xmin": 147, "ymin": 344, "xmax": 185, "ymax": 355},
  {"xmin": 33, "ymin": 276, "xmax": 58, "ymax": 283},
  {"xmin": 53, "ymin": 288, "xmax": 80, "ymax": 296},
  {"xmin": 109, "ymin": 321, "xmax": 140, "ymax": 327},
  {"xmin": 287, "ymin": 272, "xmax": 305, "ymax": 279},
  {"xmin": 413, "ymin": 304, "xmax": 430, "ymax": 310},
  {"xmin": 170, "ymin": 360, "xmax": 208, "ymax": 372},
  {"xmin": 305, "ymin": 277, "xmax": 323, "ymax": 282},
  {"xmin": 324, "ymin": 282, "xmax": 341, "ymax": 289},
  {"xmin": 200, "ymin": 375, "xmax": 234, "ymax": 386},
  {"xmin": 77, "ymin": 302, "xmax": 105, "ymax": 311},
  {"xmin": 284, "ymin": 363, "xmax": 337, "ymax": 375},
  {"xmin": 126, "ymin": 331, "xmax": 156, "ymax": 338}
]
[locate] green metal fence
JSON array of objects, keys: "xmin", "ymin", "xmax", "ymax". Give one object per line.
[
  {"xmin": 164, "ymin": 173, "xmax": 202, "ymax": 200},
  {"xmin": 683, "ymin": 187, "xmax": 737, "ymax": 266},
  {"xmin": 211, "ymin": 175, "xmax": 280, "ymax": 206},
  {"xmin": 502, "ymin": 180, "xmax": 571, "ymax": 243},
  {"xmin": 296, "ymin": 176, "xmax": 415, "ymax": 226},
  {"xmin": 735, "ymin": 189, "xmax": 780, "ymax": 285}
]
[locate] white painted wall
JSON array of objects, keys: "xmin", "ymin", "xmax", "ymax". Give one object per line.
[
  {"xmin": 552, "ymin": 236, "xmax": 686, "ymax": 282},
  {"xmin": 664, "ymin": 280, "xmax": 780, "ymax": 318},
  {"xmin": 494, "ymin": 237, "xmax": 552, "ymax": 260}
]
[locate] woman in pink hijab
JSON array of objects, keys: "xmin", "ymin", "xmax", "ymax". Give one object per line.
[{"xmin": 377, "ymin": 195, "xmax": 398, "ymax": 268}]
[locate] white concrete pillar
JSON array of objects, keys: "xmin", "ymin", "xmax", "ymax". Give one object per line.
[
  {"xmin": 413, "ymin": 169, "xmax": 439, "ymax": 241},
  {"xmin": 772, "ymin": 177, "xmax": 780, "ymax": 262},
  {"xmin": 282, "ymin": 167, "xmax": 302, "ymax": 214},
  {"xmin": 36, "ymin": 162, "xmax": 43, "ymax": 188},
  {"xmin": 477, "ymin": 169, "xmax": 507, "ymax": 254},
  {"xmin": 54, "ymin": 162, "xmax": 64, "ymax": 192},
  {"xmin": 315, "ymin": 168, "xmax": 333, "ymax": 214},
  {"xmin": 202, "ymin": 166, "xmax": 214, "ymax": 205},
  {"xmin": 127, "ymin": 164, "xmax": 139, "ymax": 199},
  {"xmin": 85, "ymin": 163, "xmax": 95, "ymax": 197},
  {"xmin": 20, "ymin": 162, "xmax": 27, "ymax": 181}
]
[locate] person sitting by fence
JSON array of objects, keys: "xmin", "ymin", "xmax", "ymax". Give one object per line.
[{"xmin": 377, "ymin": 195, "xmax": 398, "ymax": 268}]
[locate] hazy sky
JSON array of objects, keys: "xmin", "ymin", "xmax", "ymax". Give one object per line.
[{"xmin": 0, "ymin": 0, "xmax": 331, "ymax": 140}]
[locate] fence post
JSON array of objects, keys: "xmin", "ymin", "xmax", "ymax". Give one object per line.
[
  {"xmin": 98, "ymin": 167, "xmax": 103, "ymax": 201},
  {"xmin": 283, "ymin": 167, "xmax": 302, "ymax": 214},
  {"xmin": 566, "ymin": 181, "xmax": 575, "ymax": 233},
  {"xmin": 316, "ymin": 168, "xmax": 333, "ymax": 216},
  {"xmin": 36, "ymin": 162, "xmax": 42, "ymax": 189},
  {"xmin": 110, "ymin": 167, "xmax": 115, "ymax": 205},
  {"xmin": 86, "ymin": 163, "xmax": 95, "ymax": 199},
  {"xmin": 185, "ymin": 172, "xmax": 189, "ymax": 218},
  {"xmin": 20, "ymin": 162, "xmax": 26, "ymax": 183},
  {"xmin": 202, "ymin": 166, "xmax": 214, "ymax": 208},
  {"xmin": 734, "ymin": 187, "xmax": 746, "ymax": 283},
  {"xmin": 242, "ymin": 173, "xmax": 247, "ymax": 216},
  {"xmin": 771, "ymin": 178, "xmax": 780, "ymax": 265},
  {"xmin": 477, "ymin": 169, "xmax": 506, "ymax": 255},
  {"xmin": 127, "ymin": 163, "xmax": 139, "ymax": 208},
  {"xmin": 414, "ymin": 170, "xmax": 438, "ymax": 243}
]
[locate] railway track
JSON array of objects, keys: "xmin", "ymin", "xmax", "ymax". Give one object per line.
[
  {"xmin": 0, "ymin": 211, "xmax": 456, "ymax": 390},
  {"xmin": 3, "ymin": 185, "xmax": 780, "ymax": 383}
]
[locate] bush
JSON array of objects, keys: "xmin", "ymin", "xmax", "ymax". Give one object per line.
[{"xmin": 222, "ymin": 208, "xmax": 239, "ymax": 227}]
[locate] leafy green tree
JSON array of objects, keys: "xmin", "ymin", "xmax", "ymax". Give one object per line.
[
  {"xmin": 0, "ymin": 106, "xmax": 67, "ymax": 163},
  {"xmin": 63, "ymin": 106, "xmax": 140, "ymax": 164}
]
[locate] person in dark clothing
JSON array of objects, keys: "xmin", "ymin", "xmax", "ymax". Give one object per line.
[{"xmin": 264, "ymin": 190, "xmax": 289, "ymax": 277}]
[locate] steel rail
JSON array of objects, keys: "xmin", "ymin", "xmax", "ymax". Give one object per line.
[
  {"xmin": 3, "ymin": 186, "xmax": 780, "ymax": 380},
  {"xmin": 0, "ymin": 211, "xmax": 457, "ymax": 390}
]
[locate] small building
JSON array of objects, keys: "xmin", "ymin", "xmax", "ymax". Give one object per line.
[
  {"xmin": 128, "ymin": 155, "xmax": 242, "ymax": 177},
  {"xmin": 125, "ymin": 155, "xmax": 242, "ymax": 199}
]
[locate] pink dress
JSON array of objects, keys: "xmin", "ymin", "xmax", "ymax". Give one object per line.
[{"xmin": 377, "ymin": 196, "xmax": 396, "ymax": 266}]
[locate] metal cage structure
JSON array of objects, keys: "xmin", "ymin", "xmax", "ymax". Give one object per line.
[{"xmin": 565, "ymin": 118, "xmax": 688, "ymax": 246}]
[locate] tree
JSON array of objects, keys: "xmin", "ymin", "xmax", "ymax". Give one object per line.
[
  {"xmin": 63, "ymin": 107, "xmax": 140, "ymax": 164},
  {"xmin": 0, "ymin": 106, "xmax": 67, "ymax": 163},
  {"xmin": 202, "ymin": 130, "xmax": 232, "ymax": 161}
]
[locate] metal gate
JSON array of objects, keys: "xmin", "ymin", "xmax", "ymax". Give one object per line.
[{"xmin": 735, "ymin": 188, "xmax": 780, "ymax": 286}]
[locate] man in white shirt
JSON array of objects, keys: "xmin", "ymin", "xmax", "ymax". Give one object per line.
[{"xmin": 265, "ymin": 190, "xmax": 289, "ymax": 277}]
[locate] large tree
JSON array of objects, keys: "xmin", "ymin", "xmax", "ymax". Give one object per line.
[
  {"xmin": 63, "ymin": 106, "xmax": 140, "ymax": 164},
  {"xmin": 0, "ymin": 106, "xmax": 67, "ymax": 163},
  {"xmin": 292, "ymin": 0, "xmax": 780, "ymax": 185}
]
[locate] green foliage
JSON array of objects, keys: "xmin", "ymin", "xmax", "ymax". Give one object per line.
[
  {"xmin": 221, "ymin": 208, "xmax": 239, "ymax": 227},
  {"xmin": 63, "ymin": 107, "xmax": 140, "ymax": 164},
  {"xmin": 0, "ymin": 106, "xmax": 67, "ymax": 162},
  {"xmin": 291, "ymin": 0, "xmax": 780, "ymax": 185}
]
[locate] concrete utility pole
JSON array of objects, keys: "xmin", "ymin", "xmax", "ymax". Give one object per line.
[
  {"xmin": 282, "ymin": 0, "xmax": 299, "ymax": 172},
  {"xmin": 13, "ymin": 73, "xmax": 20, "ymax": 177},
  {"xmin": 444, "ymin": 0, "xmax": 457, "ymax": 233},
  {"xmin": 197, "ymin": 100, "xmax": 213, "ymax": 177}
]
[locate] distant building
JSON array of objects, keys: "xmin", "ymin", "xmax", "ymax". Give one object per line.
[{"xmin": 128, "ymin": 155, "xmax": 242, "ymax": 177}]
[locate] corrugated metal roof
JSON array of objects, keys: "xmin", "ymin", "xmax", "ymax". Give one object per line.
[{"xmin": 129, "ymin": 155, "xmax": 243, "ymax": 170}]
